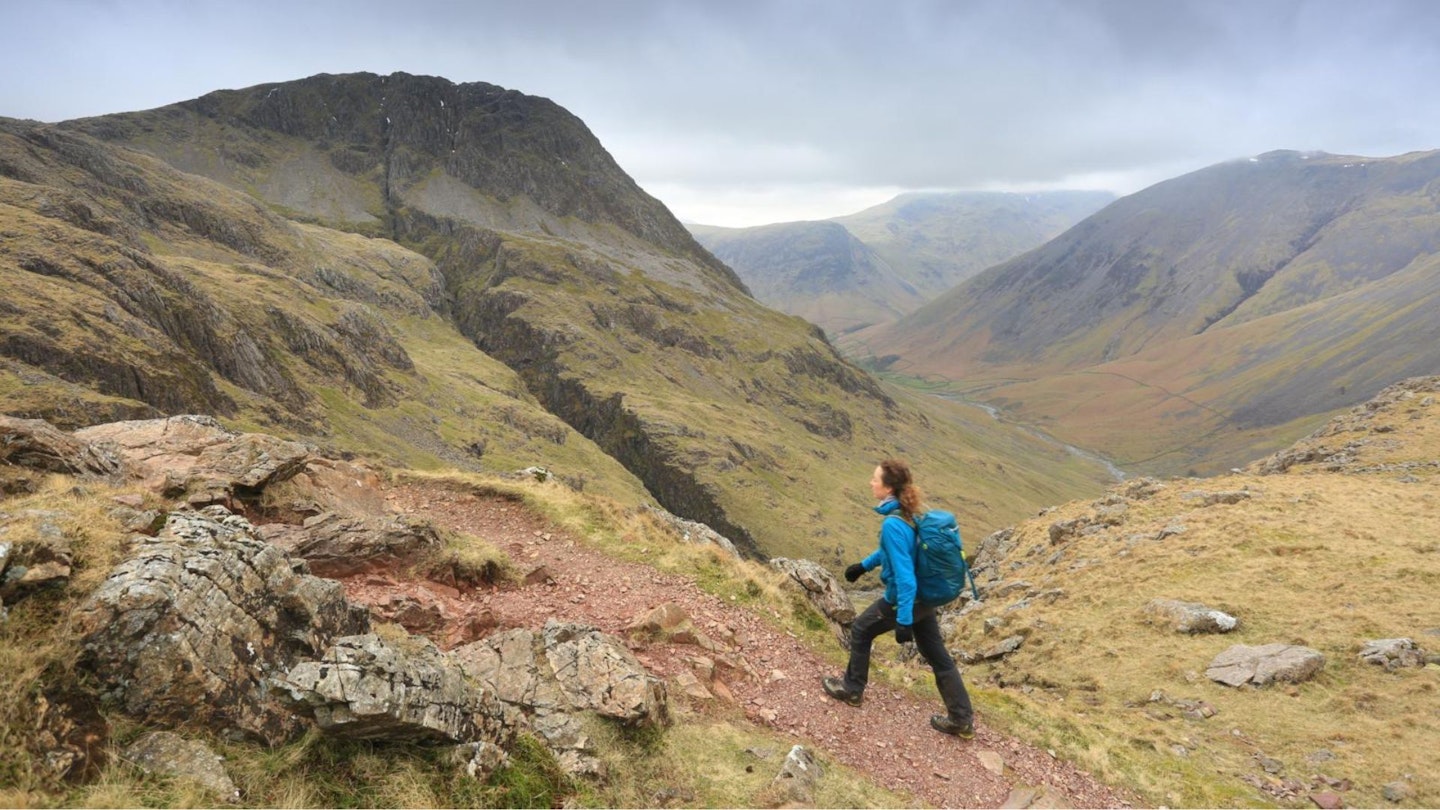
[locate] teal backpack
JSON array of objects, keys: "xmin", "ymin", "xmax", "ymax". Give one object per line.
[{"xmin": 910, "ymin": 510, "xmax": 979, "ymax": 606}]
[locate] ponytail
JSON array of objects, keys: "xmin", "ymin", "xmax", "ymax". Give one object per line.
[{"xmin": 879, "ymin": 458, "xmax": 925, "ymax": 523}]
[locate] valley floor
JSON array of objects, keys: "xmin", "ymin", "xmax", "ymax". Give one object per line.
[{"xmin": 373, "ymin": 481, "xmax": 1137, "ymax": 808}]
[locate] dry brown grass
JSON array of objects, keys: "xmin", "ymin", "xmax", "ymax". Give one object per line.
[
  {"xmin": 0, "ymin": 475, "xmax": 141, "ymax": 800},
  {"xmin": 588, "ymin": 716, "xmax": 914, "ymax": 808},
  {"xmin": 946, "ymin": 454, "xmax": 1440, "ymax": 807}
]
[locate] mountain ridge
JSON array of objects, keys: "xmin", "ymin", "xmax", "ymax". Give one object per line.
[
  {"xmin": 64, "ymin": 71, "xmax": 746, "ymax": 293},
  {"xmin": 861, "ymin": 149, "xmax": 1440, "ymax": 474},
  {"xmin": 3, "ymin": 72, "xmax": 1116, "ymax": 563}
]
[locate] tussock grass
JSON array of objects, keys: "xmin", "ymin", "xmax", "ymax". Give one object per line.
[
  {"xmin": 0, "ymin": 475, "xmax": 139, "ymax": 801},
  {"xmin": 416, "ymin": 526, "xmax": 518, "ymax": 588},
  {"xmin": 585, "ymin": 715, "xmax": 913, "ymax": 808}
]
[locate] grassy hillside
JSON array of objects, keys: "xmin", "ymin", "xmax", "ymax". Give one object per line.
[
  {"xmin": 7, "ymin": 379, "xmax": 1431, "ymax": 808},
  {"xmin": 34, "ymin": 73, "xmax": 1116, "ymax": 563},
  {"xmin": 0, "ymin": 118, "xmax": 650, "ymax": 503},
  {"xmin": 872, "ymin": 152, "xmax": 1440, "ymax": 372},
  {"xmin": 418, "ymin": 216, "xmax": 1112, "ymax": 561},
  {"xmin": 942, "ymin": 376, "xmax": 1440, "ymax": 807}
]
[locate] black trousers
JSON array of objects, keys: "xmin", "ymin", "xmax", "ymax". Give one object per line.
[{"xmin": 842, "ymin": 598, "xmax": 974, "ymax": 724}]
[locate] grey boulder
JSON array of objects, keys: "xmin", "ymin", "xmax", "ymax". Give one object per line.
[
  {"xmin": 1144, "ymin": 599, "xmax": 1238, "ymax": 634},
  {"xmin": 1206, "ymin": 643, "xmax": 1325, "ymax": 687}
]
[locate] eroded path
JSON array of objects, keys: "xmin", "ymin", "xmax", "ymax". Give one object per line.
[{"xmin": 346, "ymin": 482, "xmax": 1134, "ymax": 808}]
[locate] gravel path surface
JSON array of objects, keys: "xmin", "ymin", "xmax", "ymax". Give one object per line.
[{"xmin": 344, "ymin": 483, "xmax": 1136, "ymax": 808}]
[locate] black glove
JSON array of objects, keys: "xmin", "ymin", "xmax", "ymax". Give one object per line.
[
  {"xmin": 844, "ymin": 563, "xmax": 866, "ymax": 583},
  {"xmin": 895, "ymin": 624, "xmax": 914, "ymax": 644}
]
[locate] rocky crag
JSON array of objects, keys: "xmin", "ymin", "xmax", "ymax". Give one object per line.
[{"xmin": 0, "ymin": 414, "xmax": 683, "ymax": 795}]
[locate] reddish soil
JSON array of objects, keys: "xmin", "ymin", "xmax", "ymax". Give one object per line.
[{"xmin": 340, "ymin": 482, "xmax": 1136, "ymax": 808}]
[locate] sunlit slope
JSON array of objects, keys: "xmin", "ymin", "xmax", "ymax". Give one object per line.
[{"xmin": 948, "ymin": 376, "xmax": 1440, "ymax": 808}]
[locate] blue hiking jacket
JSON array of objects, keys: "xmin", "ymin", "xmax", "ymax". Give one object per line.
[{"xmin": 860, "ymin": 497, "xmax": 918, "ymax": 626}]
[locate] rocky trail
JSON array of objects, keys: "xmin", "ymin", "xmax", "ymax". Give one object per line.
[{"xmin": 344, "ymin": 482, "xmax": 1136, "ymax": 808}]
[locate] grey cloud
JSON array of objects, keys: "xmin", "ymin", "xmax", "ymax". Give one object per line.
[{"xmin": 4, "ymin": 0, "xmax": 1438, "ymax": 221}]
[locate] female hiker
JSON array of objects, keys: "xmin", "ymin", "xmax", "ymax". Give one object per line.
[{"xmin": 821, "ymin": 458, "xmax": 976, "ymax": 737}]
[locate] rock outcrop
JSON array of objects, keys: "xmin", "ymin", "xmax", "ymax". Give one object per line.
[
  {"xmin": 75, "ymin": 416, "xmax": 313, "ymax": 507},
  {"xmin": 542, "ymin": 621, "xmax": 669, "ymax": 726},
  {"xmin": 0, "ymin": 415, "xmax": 129, "ymax": 479},
  {"xmin": 770, "ymin": 557, "xmax": 855, "ymax": 648},
  {"xmin": 772, "ymin": 744, "xmax": 823, "ymax": 804},
  {"xmin": 122, "ymin": 731, "xmax": 240, "ymax": 804},
  {"xmin": 78, "ymin": 506, "xmax": 370, "ymax": 744},
  {"xmin": 454, "ymin": 620, "xmax": 668, "ymax": 776},
  {"xmin": 0, "ymin": 522, "xmax": 74, "ymax": 605},
  {"xmin": 1358, "ymin": 638, "xmax": 1427, "ymax": 670},
  {"xmin": 641, "ymin": 505, "xmax": 740, "ymax": 558},
  {"xmin": 0, "ymin": 415, "xmax": 128, "ymax": 494},
  {"xmin": 1251, "ymin": 376, "xmax": 1440, "ymax": 476},
  {"xmin": 257, "ymin": 512, "xmax": 443, "ymax": 578}
]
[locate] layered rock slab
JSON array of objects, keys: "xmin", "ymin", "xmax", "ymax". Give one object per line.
[
  {"xmin": 78, "ymin": 506, "xmax": 369, "ymax": 744},
  {"xmin": 276, "ymin": 632, "xmax": 515, "ymax": 756}
]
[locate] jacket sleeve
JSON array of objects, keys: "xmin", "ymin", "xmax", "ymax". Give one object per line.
[
  {"xmin": 861, "ymin": 548, "xmax": 883, "ymax": 571},
  {"xmin": 880, "ymin": 516, "xmax": 918, "ymax": 625}
]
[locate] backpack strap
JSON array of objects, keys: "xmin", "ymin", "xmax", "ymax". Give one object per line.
[{"xmin": 883, "ymin": 513, "xmax": 917, "ymax": 531}]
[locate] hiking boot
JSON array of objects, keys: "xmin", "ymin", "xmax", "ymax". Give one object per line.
[
  {"xmin": 930, "ymin": 713, "xmax": 975, "ymax": 739},
  {"xmin": 822, "ymin": 677, "xmax": 862, "ymax": 707}
]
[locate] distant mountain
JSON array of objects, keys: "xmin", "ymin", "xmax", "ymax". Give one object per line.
[
  {"xmin": 691, "ymin": 190, "xmax": 1113, "ymax": 336},
  {"xmin": 831, "ymin": 190, "xmax": 1118, "ymax": 294},
  {"xmin": 861, "ymin": 150, "xmax": 1440, "ymax": 475},
  {"xmin": 687, "ymin": 221, "xmax": 924, "ymax": 336},
  {"xmin": 0, "ymin": 72, "xmax": 1115, "ymax": 563}
]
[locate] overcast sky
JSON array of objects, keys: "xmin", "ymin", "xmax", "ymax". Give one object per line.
[{"xmin": 4, "ymin": 0, "xmax": 1440, "ymax": 226}]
